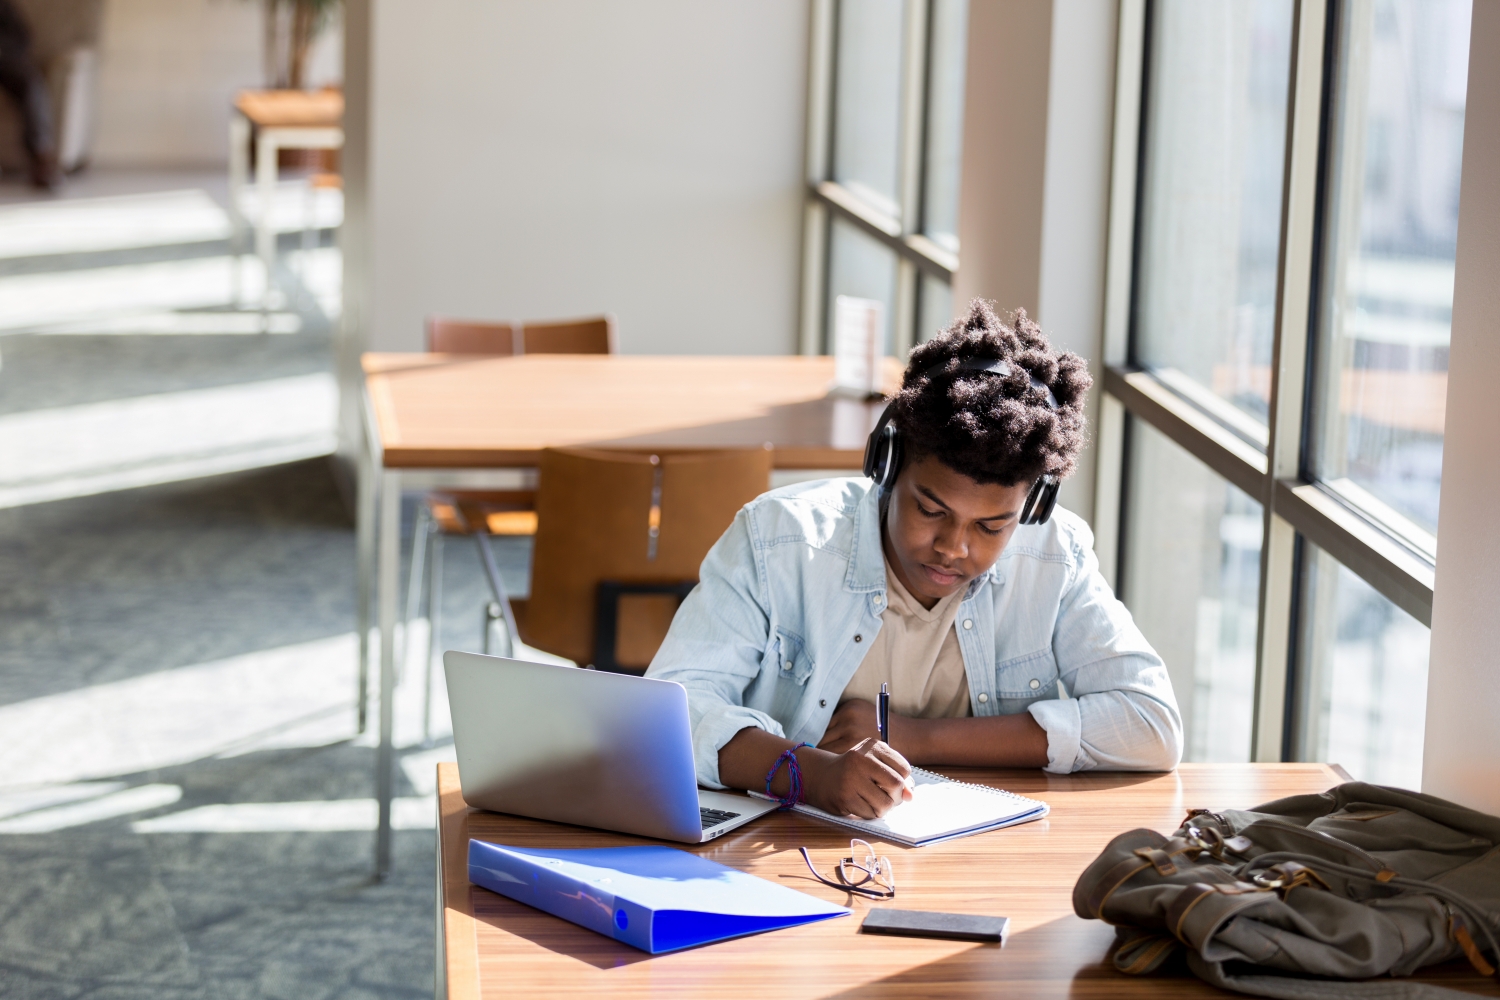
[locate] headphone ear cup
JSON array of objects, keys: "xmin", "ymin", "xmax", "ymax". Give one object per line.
[
  {"xmin": 1019, "ymin": 476, "xmax": 1060, "ymax": 525},
  {"xmin": 1032, "ymin": 477, "xmax": 1060, "ymax": 524},
  {"xmin": 863, "ymin": 406, "xmax": 903, "ymax": 490},
  {"xmin": 876, "ymin": 424, "xmax": 902, "ymax": 489},
  {"xmin": 1019, "ymin": 478, "xmax": 1043, "ymax": 525}
]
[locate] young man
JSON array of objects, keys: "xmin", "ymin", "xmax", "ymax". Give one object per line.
[{"xmin": 646, "ymin": 301, "xmax": 1182, "ymax": 820}]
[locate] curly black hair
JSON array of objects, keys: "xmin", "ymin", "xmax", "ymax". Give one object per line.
[{"xmin": 893, "ymin": 299, "xmax": 1092, "ymax": 486}]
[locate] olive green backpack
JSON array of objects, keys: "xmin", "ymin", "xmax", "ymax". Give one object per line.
[{"xmin": 1073, "ymin": 782, "xmax": 1500, "ymax": 998}]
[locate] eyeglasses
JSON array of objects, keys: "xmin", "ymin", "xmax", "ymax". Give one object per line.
[{"xmin": 798, "ymin": 839, "xmax": 896, "ymax": 899}]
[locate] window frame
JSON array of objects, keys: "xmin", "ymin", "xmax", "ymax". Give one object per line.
[
  {"xmin": 799, "ymin": 0, "xmax": 960, "ymax": 358},
  {"xmin": 1096, "ymin": 0, "xmax": 1442, "ymax": 762}
]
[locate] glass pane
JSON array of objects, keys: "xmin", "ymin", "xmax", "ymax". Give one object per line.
[
  {"xmin": 1134, "ymin": 0, "xmax": 1295, "ymax": 433},
  {"xmin": 916, "ymin": 272, "xmax": 953, "ymax": 343},
  {"xmin": 1309, "ymin": 0, "xmax": 1469, "ymax": 538},
  {"xmin": 921, "ymin": 0, "xmax": 968, "ymax": 253},
  {"xmin": 1124, "ymin": 419, "xmax": 1262, "ymax": 762},
  {"xmin": 826, "ymin": 217, "xmax": 899, "ymax": 352},
  {"xmin": 833, "ymin": 0, "xmax": 907, "ymax": 219},
  {"xmin": 1294, "ymin": 541, "xmax": 1431, "ymax": 787}
]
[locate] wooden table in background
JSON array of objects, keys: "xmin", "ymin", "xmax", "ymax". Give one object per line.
[
  {"xmin": 435, "ymin": 762, "xmax": 1495, "ymax": 999},
  {"xmin": 228, "ymin": 88, "xmax": 344, "ymax": 296},
  {"xmin": 361, "ymin": 355, "xmax": 901, "ymax": 876}
]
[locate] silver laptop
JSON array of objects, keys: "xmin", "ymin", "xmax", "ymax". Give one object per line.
[{"xmin": 443, "ymin": 651, "xmax": 778, "ymax": 843}]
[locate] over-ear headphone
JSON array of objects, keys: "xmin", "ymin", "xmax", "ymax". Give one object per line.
[{"xmin": 863, "ymin": 357, "xmax": 1062, "ymax": 525}]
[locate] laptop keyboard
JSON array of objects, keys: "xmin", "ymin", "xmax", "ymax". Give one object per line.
[{"xmin": 700, "ymin": 807, "xmax": 741, "ymax": 829}]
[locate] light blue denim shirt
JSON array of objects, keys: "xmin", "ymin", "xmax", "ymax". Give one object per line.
[{"xmin": 645, "ymin": 477, "xmax": 1182, "ymax": 788}]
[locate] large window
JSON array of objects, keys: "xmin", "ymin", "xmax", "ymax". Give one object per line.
[
  {"xmin": 1124, "ymin": 419, "xmax": 1262, "ymax": 763},
  {"xmin": 1308, "ymin": 0, "xmax": 1467, "ymax": 540},
  {"xmin": 1107, "ymin": 0, "xmax": 1470, "ymax": 777},
  {"xmin": 1134, "ymin": 0, "xmax": 1294, "ymax": 432},
  {"xmin": 800, "ymin": 0, "xmax": 968, "ymax": 357}
]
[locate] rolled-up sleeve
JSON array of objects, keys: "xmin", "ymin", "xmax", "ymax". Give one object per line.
[
  {"xmin": 1030, "ymin": 530, "xmax": 1183, "ymax": 773},
  {"xmin": 646, "ymin": 508, "xmax": 782, "ymax": 788}
]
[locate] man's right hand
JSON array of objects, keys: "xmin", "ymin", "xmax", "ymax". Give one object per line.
[
  {"xmin": 800, "ymin": 737, "xmax": 914, "ymax": 819},
  {"xmin": 718, "ymin": 728, "xmax": 915, "ymax": 820}
]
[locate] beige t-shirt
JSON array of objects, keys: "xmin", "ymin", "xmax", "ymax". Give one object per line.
[{"xmin": 840, "ymin": 556, "xmax": 972, "ymax": 718}]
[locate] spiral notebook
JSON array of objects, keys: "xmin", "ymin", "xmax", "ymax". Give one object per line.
[{"xmin": 754, "ymin": 768, "xmax": 1048, "ymax": 847}]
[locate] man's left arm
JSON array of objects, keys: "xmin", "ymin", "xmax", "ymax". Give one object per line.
[{"xmin": 1025, "ymin": 532, "xmax": 1183, "ymax": 773}]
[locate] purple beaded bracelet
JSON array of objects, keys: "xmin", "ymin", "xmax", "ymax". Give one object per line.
[{"xmin": 764, "ymin": 742, "xmax": 814, "ymax": 809}]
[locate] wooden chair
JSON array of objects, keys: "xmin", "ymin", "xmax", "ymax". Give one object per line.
[
  {"xmin": 508, "ymin": 446, "xmax": 773, "ymax": 673},
  {"xmin": 426, "ymin": 317, "xmax": 518, "ymax": 355},
  {"xmin": 396, "ymin": 315, "xmax": 617, "ymax": 739},
  {"xmin": 426, "ymin": 314, "xmax": 616, "ymax": 356},
  {"xmin": 519, "ymin": 316, "xmax": 615, "ymax": 355}
]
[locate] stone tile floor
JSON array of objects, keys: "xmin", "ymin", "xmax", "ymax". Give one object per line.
[{"xmin": 0, "ymin": 171, "xmax": 531, "ymax": 999}]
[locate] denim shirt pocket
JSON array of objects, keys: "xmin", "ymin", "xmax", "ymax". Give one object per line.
[
  {"xmin": 771, "ymin": 628, "xmax": 813, "ymax": 686},
  {"xmin": 994, "ymin": 648, "xmax": 1060, "ymax": 701}
]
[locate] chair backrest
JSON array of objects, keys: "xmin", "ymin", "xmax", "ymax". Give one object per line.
[
  {"xmin": 525, "ymin": 446, "xmax": 772, "ymax": 670},
  {"xmin": 426, "ymin": 318, "xmax": 518, "ymax": 355},
  {"xmin": 520, "ymin": 315, "xmax": 615, "ymax": 355}
]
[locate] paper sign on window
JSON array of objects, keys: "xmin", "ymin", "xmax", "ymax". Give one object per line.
[{"xmin": 831, "ymin": 295, "xmax": 886, "ymax": 398}]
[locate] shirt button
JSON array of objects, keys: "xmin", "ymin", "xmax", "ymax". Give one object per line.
[
  {"xmin": 977, "ymin": 692, "xmax": 989, "ymax": 704},
  {"xmin": 1029, "ymin": 679, "xmax": 1041, "ymax": 690},
  {"xmin": 854, "ymin": 634, "xmax": 863, "ymax": 643},
  {"xmin": 962, "ymin": 619, "xmax": 973, "ymax": 630},
  {"xmin": 873, "ymin": 594, "xmax": 884, "ymax": 606},
  {"xmin": 820, "ymin": 699, "xmax": 827, "ymax": 708}
]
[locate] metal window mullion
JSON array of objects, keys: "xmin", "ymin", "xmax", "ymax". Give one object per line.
[
  {"xmin": 1093, "ymin": 0, "xmax": 1148, "ymax": 588},
  {"xmin": 1273, "ymin": 479, "xmax": 1435, "ymax": 626},
  {"xmin": 800, "ymin": 201, "xmax": 830, "ymax": 356},
  {"xmin": 812, "ymin": 180, "xmax": 955, "ymax": 279},
  {"xmin": 891, "ymin": 0, "xmax": 931, "ymax": 357},
  {"xmin": 1104, "ymin": 366, "xmax": 1267, "ymax": 499},
  {"xmin": 897, "ymin": 0, "xmax": 930, "ymax": 235},
  {"xmin": 1252, "ymin": 0, "xmax": 1328, "ymax": 763},
  {"xmin": 805, "ymin": 0, "xmax": 836, "ymax": 184},
  {"xmin": 800, "ymin": 0, "xmax": 837, "ymax": 355},
  {"xmin": 892, "ymin": 258, "xmax": 918, "ymax": 355}
]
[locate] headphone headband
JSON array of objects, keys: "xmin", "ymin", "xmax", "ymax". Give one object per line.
[
  {"xmin": 861, "ymin": 355, "xmax": 1062, "ymax": 525},
  {"xmin": 945, "ymin": 358, "xmax": 1060, "ymax": 409}
]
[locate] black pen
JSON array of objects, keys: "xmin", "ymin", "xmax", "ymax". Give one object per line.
[{"xmin": 878, "ymin": 682, "xmax": 890, "ymax": 745}]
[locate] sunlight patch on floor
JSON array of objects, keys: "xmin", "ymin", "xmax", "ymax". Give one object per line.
[
  {"xmin": 0, "ymin": 184, "xmax": 342, "ymax": 260},
  {"xmin": 0, "ymin": 372, "xmax": 338, "ymax": 509},
  {"xmin": 40, "ymin": 309, "xmax": 304, "ymax": 336},
  {"xmin": 131, "ymin": 796, "xmax": 435, "ymax": 833},
  {"xmin": 0, "ymin": 784, "xmax": 184, "ymax": 834},
  {"xmin": 0, "ymin": 255, "xmax": 267, "ymax": 332}
]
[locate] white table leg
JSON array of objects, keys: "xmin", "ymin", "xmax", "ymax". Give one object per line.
[
  {"xmin": 355, "ymin": 406, "xmax": 378, "ymax": 733},
  {"xmin": 228, "ymin": 114, "xmax": 250, "ymax": 306},
  {"xmin": 375, "ymin": 469, "xmax": 401, "ymax": 879},
  {"xmin": 255, "ymin": 129, "xmax": 279, "ymax": 309}
]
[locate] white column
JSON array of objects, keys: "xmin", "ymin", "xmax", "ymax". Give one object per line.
[
  {"xmin": 954, "ymin": 0, "xmax": 1118, "ymax": 525},
  {"xmin": 1422, "ymin": 0, "xmax": 1500, "ymax": 813},
  {"xmin": 953, "ymin": 1, "xmax": 1052, "ymax": 320},
  {"xmin": 1035, "ymin": 0, "xmax": 1118, "ymax": 525}
]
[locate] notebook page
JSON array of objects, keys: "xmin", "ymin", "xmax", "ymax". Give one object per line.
[{"xmin": 790, "ymin": 770, "xmax": 1043, "ymax": 844}]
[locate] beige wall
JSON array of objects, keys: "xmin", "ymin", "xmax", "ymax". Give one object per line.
[
  {"xmin": 1422, "ymin": 0, "xmax": 1500, "ymax": 813},
  {"xmin": 954, "ymin": 0, "xmax": 1119, "ymax": 526},
  {"xmin": 348, "ymin": 0, "xmax": 809, "ymax": 357},
  {"xmin": 92, "ymin": 0, "xmax": 341, "ymax": 168}
]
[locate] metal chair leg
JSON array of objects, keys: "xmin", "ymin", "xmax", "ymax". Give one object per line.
[
  {"xmin": 401, "ymin": 504, "xmax": 431, "ymax": 685},
  {"xmin": 482, "ymin": 601, "xmax": 502, "ymax": 656},
  {"xmin": 473, "ymin": 531, "xmax": 519, "ymax": 658},
  {"xmin": 424, "ymin": 527, "xmax": 443, "ymax": 746}
]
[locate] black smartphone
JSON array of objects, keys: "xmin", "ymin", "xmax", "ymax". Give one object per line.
[{"xmin": 860, "ymin": 908, "xmax": 1009, "ymax": 943}]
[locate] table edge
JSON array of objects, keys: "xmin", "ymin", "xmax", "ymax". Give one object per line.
[{"xmin": 438, "ymin": 763, "xmax": 479, "ymax": 1000}]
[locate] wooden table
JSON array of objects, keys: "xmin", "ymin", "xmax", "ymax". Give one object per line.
[
  {"xmin": 361, "ymin": 354, "xmax": 900, "ymax": 876},
  {"xmin": 228, "ymin": 88, "xmax": 344, "ymax": 300},
  {"xmin": 436, "ymin": 762, "xmax": 1495, "ymax": 999}
]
